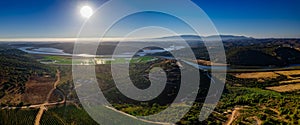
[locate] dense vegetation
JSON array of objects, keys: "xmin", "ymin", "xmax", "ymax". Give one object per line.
[
  {"xmin": 0, "ymin": 109, "xmax": 38, "ymax": 125},
  {"xmin": 0, "ymin": 106, "xmax": 99, "ymax": 125},
  {"xmin": 275, "ymin": 47, "xmax": 300, "ymax": 64},
  {"xmin": 217, "ymin": 86, "xmax": 299, "ymax": 125},
  {"xmin": 224, "ymin": 39, "xmax": 300, "ymax": 67},
  {"xmin": 41, "ymin": 105, "xmax": 99, "ymax": 125},
  {"xmin": 226, "ymin": 49, "xmax": 284, "ymax": 66}
]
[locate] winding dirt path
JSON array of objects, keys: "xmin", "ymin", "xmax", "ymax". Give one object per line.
[
  {"xmin": 34, "ymin": 69, "xmax": 60, "ymax": 125},
  {"xmin": 252, "ymin": 116, "xmax": 263, "ymax": 125},
  {"xmin": 226, "ymin": 107, "xmax": 243, "ymax": 125}
]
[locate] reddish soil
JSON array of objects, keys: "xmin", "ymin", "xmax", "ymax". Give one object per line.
[{"xmin": 22, "ymin": 76, "xmax": 55, "ymax": 104}]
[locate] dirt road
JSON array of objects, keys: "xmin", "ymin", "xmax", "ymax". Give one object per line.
[
  {"xmin": 34, "ymin": 69, "xmax": 60, "ymax": 125},
  {"xmin": 226, "ymin": 107, "xmax": 243, "ymax": 125}
]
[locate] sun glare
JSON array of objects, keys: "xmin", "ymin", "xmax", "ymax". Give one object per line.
[{"xmin": 80, "ymin": 6, "xmax": 93, "ymax": 18}]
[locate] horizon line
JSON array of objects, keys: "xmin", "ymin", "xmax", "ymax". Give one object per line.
[{"xmin": 0, "ymin": 35, "xmax": 299, "ymax": 42}]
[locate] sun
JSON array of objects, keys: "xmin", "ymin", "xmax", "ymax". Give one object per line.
[{"xmin": 80, "ymin": 6, "xmax": 93, "ymax": 18}]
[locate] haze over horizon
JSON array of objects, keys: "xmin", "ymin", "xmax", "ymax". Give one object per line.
[{"xmin": 0, "ymin": 34, "xmax": 299, "ymax": 42}]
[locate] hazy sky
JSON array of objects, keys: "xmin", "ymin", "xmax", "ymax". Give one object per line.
[{"xmin": 0, "ymin": 0, "xmax": 299, "ymax": 39}]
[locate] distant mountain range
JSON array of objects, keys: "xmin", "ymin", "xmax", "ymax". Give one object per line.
[{"xmin": 153, "ymin": 35, "xmax": 254, "ymax": 41}]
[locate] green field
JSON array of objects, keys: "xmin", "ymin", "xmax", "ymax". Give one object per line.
[
  {"xmin": 38, "ymin": 55, "xmax": 156, "ymax": 65},
  {"xmin": 41, "ymin": 56, "xmax": 72, "ymax": 65}
]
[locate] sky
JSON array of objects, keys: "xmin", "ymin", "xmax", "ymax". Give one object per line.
[{"xmin": 0, "ymin": 0, "xmax": 299, "ymax": 39}]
